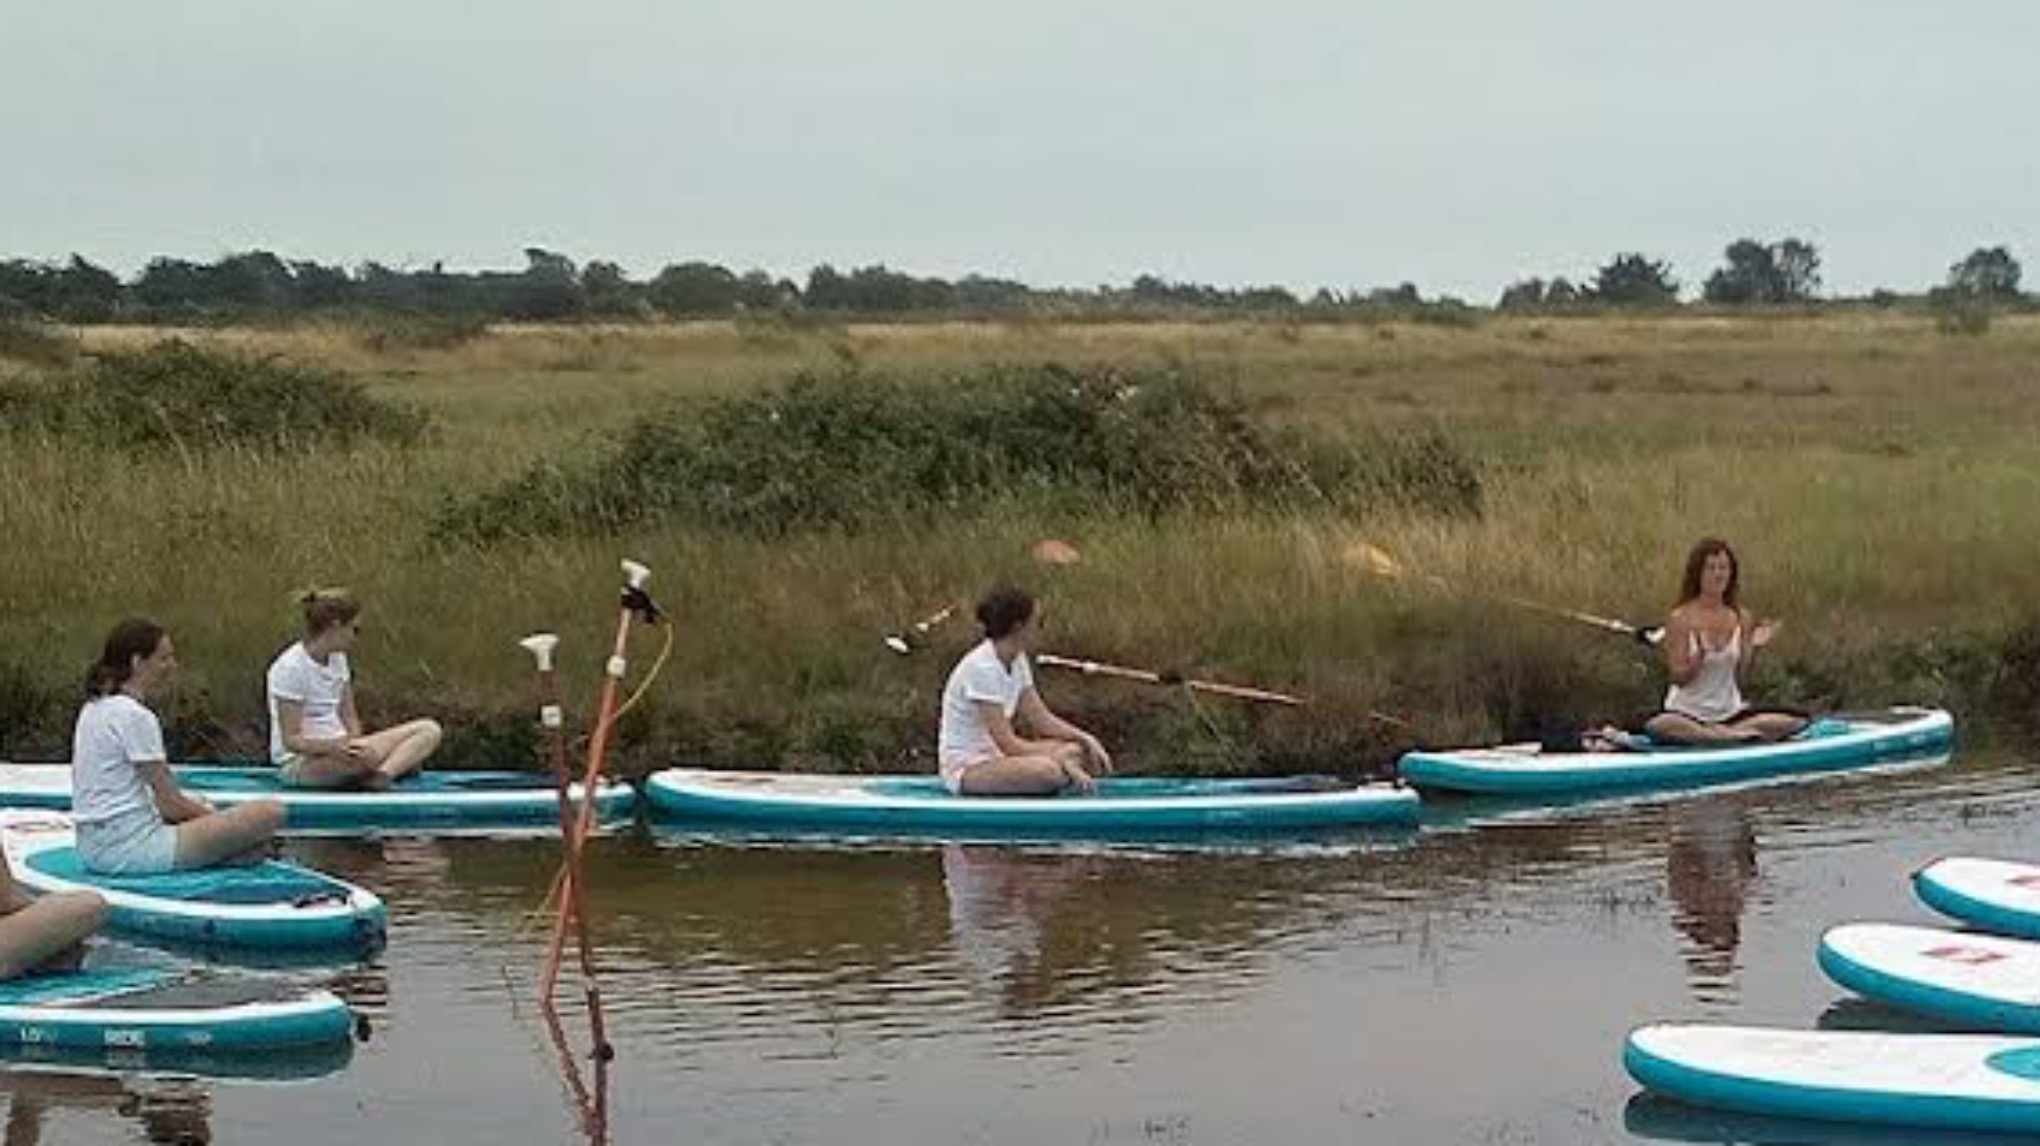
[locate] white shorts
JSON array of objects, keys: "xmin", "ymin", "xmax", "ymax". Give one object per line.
[
  {"xmin": 939, "ymin": 755, "xmax": 996, "ymax": 796},
  {"xmin": 76, "ymin": 814, "xmax": 179, "ymax": 876}
]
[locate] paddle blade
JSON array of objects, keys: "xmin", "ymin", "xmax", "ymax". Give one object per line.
[
  {"xmin": 1342, "ymin": 539, "xmax": 1405, "ymax": 579},
  {"xmin": 1031, "ymin": 538, "xmax": 1082, "ymax": 567}
]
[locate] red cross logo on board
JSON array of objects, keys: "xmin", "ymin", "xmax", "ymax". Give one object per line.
[
  {"xmin": 2009, "ymin": 874, "xmax": 2040, "ymax": 890},
  {"xmin": 1925, "ymin": 945, "xmax": 2008, "ymax": 965}
]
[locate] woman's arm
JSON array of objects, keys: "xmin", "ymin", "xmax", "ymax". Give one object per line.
[
  {"xmin": 140, "ymin": 761, "xmax": 212, "ymax": 824},
  {"xmin": 1662, "ymin": 611, "xmax": 1700, "ymax": 685},
  {"xmin": 1017, "ymin": 688, "xmax": 1112, "ymax": 772},
  {"xmin": 341, "ymin": 685, "xmax": 364, "ymax": 739},
  {"xmin": 276, "ymin": 699, "xmax": 350, "ymax": 759},
  {"xmin": 975, "ymin": 700, "xmax": 1065, "ymax": 759}
]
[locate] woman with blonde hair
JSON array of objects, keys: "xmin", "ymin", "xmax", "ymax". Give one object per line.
[{"xmin": 266, "ymin": 589, "xmax": 442, "ymax": 789}]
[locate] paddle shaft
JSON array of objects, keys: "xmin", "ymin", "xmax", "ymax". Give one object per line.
[
  {"xmin": 1377, "ymin": 565, "xmax": 1662, "ymax": 646},
  {"xmin": 1034, "ymin": 654, "xmax": 1305, "ymax": 707}
]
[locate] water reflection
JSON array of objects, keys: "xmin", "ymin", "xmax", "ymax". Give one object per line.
[
  {"xmin": 0, "ymin": 1069, "xmax": 211, "ymax": 1146},
  {"xmin": 1623, "ymin": 1092, "xmax": 2026, "ymax": 1146},
  {"xmin": 1663, "ymin": 798, "xmax": 1760, "ymax": 1001},
  {"xmin": 942, "ymin": 845, "xmax": 1111, "ymax": 1017}
]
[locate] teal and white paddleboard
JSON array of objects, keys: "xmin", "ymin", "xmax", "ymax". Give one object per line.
[
  {"xmin": 2, "ymin": 813, "xmax": 384, "ymax": 951},
  {"xmin": 1399, "ymin": 707, "xmax": 1952, "ymax": 796},
  {"xmin": 645, "ymin": 771, "xmax": 1419, "ymax": 836},
  {"xmin": 1626, "ymin": 1023, "xmax": 2040, "ymax": 1135},
  {"xmin": 0, "ymin": 763, "xmax": 635, "ymax": 835},
  {"xmin": 1821, "ymin": 922, "xmax": 2040, "ymax": 1034},
  {"xmin": 0, "ymin": 965, "xmax": 352, "ymax": 1051},
  {"xmin": 1916, "ymin": 858, "xmax": 2040, "ymax": 941}
]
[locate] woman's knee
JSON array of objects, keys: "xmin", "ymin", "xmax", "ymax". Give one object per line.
[{"xmin": 53, "ymin": 890, "xmax": 107, "ymax": 934}]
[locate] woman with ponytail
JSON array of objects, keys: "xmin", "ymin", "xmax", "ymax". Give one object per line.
[
  {"xmin": 70, "ymin": 619, "xmax": 285, "ymax": 875},
  {"xmin": 266, "ymin": 589, "xmax": 441, "ymax": 789},
  {"xmin": 937, "ymin": 587, "xmax": 1112, "ymax": 796}
]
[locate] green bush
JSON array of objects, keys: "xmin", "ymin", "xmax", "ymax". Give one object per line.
[
  {"xmin": 0, "ymin": 340, "xmax": 427, "ymax": 452},
  {"xmin": 438, "ymin": 364, "xmax": 1483, "ymax": 541}
]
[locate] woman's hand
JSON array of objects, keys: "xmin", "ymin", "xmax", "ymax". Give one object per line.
[
  {"xmin": 1080, "ymin": 735, "xmax": 1114, "ymax": 775},
  {"xmin": 1750, "ymin": 618, "xmax": 1783, "ymax": 649},
  {"xmin": 1061, "ymin": 759, "xmax": 1098, "ymax": 795}
]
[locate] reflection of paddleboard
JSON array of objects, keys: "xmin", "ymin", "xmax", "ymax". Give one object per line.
[
  {"xmin": 1625, "ymin": 1023, "xmax": 2040, "ymax": 1135},
  {"xmin": 1820, "ymin": 923, "xmax": 2040, "ymax": 1034},
  {"xmin": 645, "ymin": 772, "xmax": 1418, "ymax": 836},
  {"xmin": 1623, "ymin": 1091, "xmax": 2025, "ymax": 1146},
  {"xmin": 0, "ymin": 762, "xmax": 635, "ymax": 834},
  {"xmin": 2, "ymin": 812, "xmax": 383, "ymax": 951},
  {"xmin": 0, "ymin": 966, "xmax": 352, "ymax": 1051},
  {"xmin": 1916, "ymin": 858, "xmax": 2040, "ymax": 940},
  {"xmin": 1400, "ymin": 707, "xmax": 1952, "ymax": 795}
]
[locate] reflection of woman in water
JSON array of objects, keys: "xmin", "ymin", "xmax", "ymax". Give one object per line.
[
  {"xmin": 941, "ymin": 845, "xmax": 1099, "ymax": 1015},
  {"xmin": 1665, "ymin": 798, "xmax": 1759, "ymax": 990},
  {"xmin": 1, "ymin": 1069, "xmax": 212, "ymax": 1145}
]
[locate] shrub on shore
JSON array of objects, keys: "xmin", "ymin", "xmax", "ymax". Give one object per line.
[
  {"xmin": 437, "ymin": 363, "xmax": 1482, "ymax": 541},
  {"xmin": 0, "ymin": 339, "xmax": 427, "ymax": 452}
]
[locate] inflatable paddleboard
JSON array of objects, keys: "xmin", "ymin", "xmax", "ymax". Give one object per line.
[
  {"xmin": 1821, "ymin": 923, "xmax": 2040, "ymax": 1034},
  {"xmin": 0, "ymin": 966, "xmax": 352, "ymax": 1051},
  {"xmin": 1400, "ymin": 707, "xmax": 1952, "ymax": 796},
  {"xmin": 0, "ymin": 763, "xmax": 635, "ymax": 834},
  {"xmin": 1625, "ymin": 1023, "xmax": 2040, "ymax": 1135},
  {"xmin": 2, "ymin": 813, "xmax": 384, "ymax": 951},
  {"xmin": 1916, "ymin": 858, "xmax": 2040, "ymax": 941},
  {"xmin": 644, "ymin": 772, "xmax": 1419, "ymax": 835}
]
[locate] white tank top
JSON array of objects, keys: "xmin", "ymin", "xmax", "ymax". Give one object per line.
[{"xmin": 1664, "ymin": 623, "xmax": 1745, "ymax": 723}]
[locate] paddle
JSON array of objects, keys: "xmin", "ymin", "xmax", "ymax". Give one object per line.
[
  {"xmin": 1345, "ymin": 540, "xmax": 1665, "ymax": 647},
  {"xmin": 1033, "ymin": 654, "xmax": 1306, "ymax": 707},
  {"xmin": 883, "ymin": 538, "xmax": 1083, "ymax": 655}
]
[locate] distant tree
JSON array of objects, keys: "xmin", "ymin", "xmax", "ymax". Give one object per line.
[
  {"xmin": 1948, "ymin": 246, "xmax": 2022, "ymax": 300},
  {"xmin": 289, "ymin": 260, "xmax": 353, "ymax": 311},
  {"xmin": 1773, "ymin": 238, "xmax": 1822, "ymax": 301},
  {"xmin": 1592, "ymin": 253, "xmax": 1680, "ymax": 306},
  {"xmin": 1545, "ymin": 277, "xmax": 1584, "ymax": 307},
  {"xmin": 649, "ymin": 261, "xmax": 743, "ymax": 315},
  {"xmin": 1497, "ymin": 278, "xmax": 1548, "ymax": 311},
  {"xmin": 581, "ymin": 260, "xmax": 642, "ymax": 316},
  {"xmin": 1703, "ymin": 238, "xmax": 1821, "ymax": 305},
  {"xmin": 500, "ymin": 247, "xmax": 586, "ymax": 321}
]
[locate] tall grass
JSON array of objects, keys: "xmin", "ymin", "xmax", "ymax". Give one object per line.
[{"xmin": 2, "ymin": 315, "xmax": 2036, "ymax": 771}]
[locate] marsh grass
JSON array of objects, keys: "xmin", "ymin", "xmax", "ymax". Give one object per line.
[{"xmin": 3, "ymin": 314, "xmax": 2036, "ymax": 772}]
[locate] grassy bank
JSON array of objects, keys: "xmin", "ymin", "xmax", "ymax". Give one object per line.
[{"xmin": 3, "ymin": 314, "xmax": 2037, "ymax": 775}]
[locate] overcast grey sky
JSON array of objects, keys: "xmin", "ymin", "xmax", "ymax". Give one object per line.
[{"xmin": 5, "ymin": 1, "xmax": 2035, "ymax": 298}]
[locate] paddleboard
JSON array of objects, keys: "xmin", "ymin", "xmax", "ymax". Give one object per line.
[
  {"xmin": 644, "ymin": 772, "xmax": 1419, "ymax": 835},
  {"xmin": 1821, "ymin": 922, "xmax": 2040, "ymax": 1034},
  {"xmin": 2, "ymin": 812, "xmax": 384, "ymax": 951},
  {"xmin": 0, "ymin": 763, "xmax": 635, "ymax": 834},
  {"xmin": 1625, "ymin": 1023, "xmax": 2040, "ymax": 1135},
  {"xmin": 1399, "ymin": 707, "xmax": 1952, "ymax": 796},
  {"xmin": 1916, "ymin": 858, "xmax": 2040, "ymax": 941},
  {"xmin": 0, "ymin": 965, "xmax": 352, "ymax": 1051}
]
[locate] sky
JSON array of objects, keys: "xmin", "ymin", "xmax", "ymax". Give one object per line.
[{"xmin": 4, "ymin": 0, "xmax": 2035, "ymax": 300}]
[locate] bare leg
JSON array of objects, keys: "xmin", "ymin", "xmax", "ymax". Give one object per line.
[
  {"xmin": 1644, "ymin": 713, "xmax": 1764, "ymax": 746},
  {"xmin": 284, "ymin": 752, "xmax": 381, "ymax": 789},
  {"xmin": 350, "ymin": 719, "xmax": 442, "ymax": 783},
  {"xmin": 0, "ymin": 891, "xmax": 105, "ymax": 980},
  {"xmin": 1730, "ymin": 712, "xmax": 1810, "ymax": 742},
  {"xmin": 959, "ymin": 755, "xmax": 1079, "ymax": 797},
  {"xmin": 173, "ymin": 800, "xmax": 286, "ymax": 870}
]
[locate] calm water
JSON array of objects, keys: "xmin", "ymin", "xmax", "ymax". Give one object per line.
[{"xmin": 6, "ymin": 748, "xmax": 2037, "ymax": 1145}]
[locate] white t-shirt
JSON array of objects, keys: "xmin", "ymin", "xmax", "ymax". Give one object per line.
[
  {"xmin": 267, "ymin": 642, "xmax": 351, "ymax": 763},
  {"xmin": 71, "ymin": 694, "xmax": 167, "ymax": 828},
  {"xmin": 938, "ymin": 640, "xmax": 1034, "ymax": 769}
]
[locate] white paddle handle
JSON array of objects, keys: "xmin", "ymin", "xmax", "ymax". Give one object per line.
[
  {"xmin": 621, "ymin": 559, "xmax": 651, "ymax": 590},
  {"xmin": 518, "ymin": 633, "xmax": 560, "ymax": 672}
]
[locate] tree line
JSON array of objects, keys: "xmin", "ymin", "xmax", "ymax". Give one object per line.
[{"xmin": 0, "ymin": 241, "xmax": 2024, "ymax": 325}]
